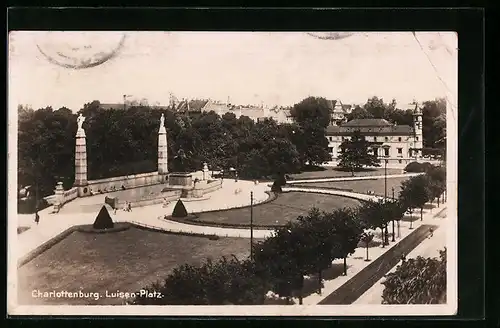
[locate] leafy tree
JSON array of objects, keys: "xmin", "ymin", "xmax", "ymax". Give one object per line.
[
  {"xmin": 289, "ymin": 97, "xmax": 332, "ymax": 166},
  {"xmin": 345, "ymin": 105, "xmax": 373, "ymax": 121},
  {"xmin": 360, "ymin": 232, "xmax": 374, "ymax": 261},
  {"xmin": 337, "ymin": 130, "xmax": 381, "ymax": 175},
  {"xmin": 363, "ymin": 96, "xmax": 396, "ymax": 119},
  {"xmin": 358, "ymin": 200, "xmax": 393, "ymax": 247},
  {"xmin": 253, "ymin": 222, "xmax": 312, "ymax": 305},
  {"xmin": 425, "ymin": 165, "xmax": 446, "ymax": 206},
  {"xmin": 399, "ymin": 175, "xmax": 431, "ymax": 221},
  {"xmin": 421, "ymin": 98, "xmax": 447, "ymax": 149},
  {"xmin": 382, "ymin": 248, "xmax": 447, "ymax": 304},
  {"xmin": 295, "ymin": 208, "xmax": 342, "ymax": 295},
  {"xmin": 132, "ymin": 256, "xmax": 268, "ymax": 305},
  {"xmin": 327, "ymin": 208, "xmax": 364, "ymax": 276}
]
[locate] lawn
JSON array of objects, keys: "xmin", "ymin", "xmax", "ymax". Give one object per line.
[
  {"xmin": 289, "ymin": 167, "xmax": 403, "ymax": 180},
  {"xmin": 18, "ymin": 228, "xmax": 257, "ymax": 306},
  {"xmin": 193, "ymin": 192, "xmax": 362, "ymax": 227},
  {"xmin": 295, "ymin": 177, "xmax": 411, "ymax": 198}
]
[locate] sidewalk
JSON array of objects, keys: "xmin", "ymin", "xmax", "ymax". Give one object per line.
[
  {"xmin": 353, "ymin": 222, "xmax": 447, "ymax": 305},
  {"xmin": 294, "ymin": 202, "xmax": 447, "ymax": 305},
  {"xmin": 287, "ymin": 173, "xmax": 422, "ymax": 184}
]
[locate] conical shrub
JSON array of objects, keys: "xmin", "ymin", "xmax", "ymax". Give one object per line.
[
  {"xmin": 172, "ymin": 199, "xmax": 188, "ymax": 218},
  {"xmin": 93, "ymin": 205, "xmax": 114, "ymax": 229}
]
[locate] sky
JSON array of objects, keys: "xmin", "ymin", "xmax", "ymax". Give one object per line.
[{"xmin": 8, "ymin": 31, "xmax": 457, "ymax": 112}]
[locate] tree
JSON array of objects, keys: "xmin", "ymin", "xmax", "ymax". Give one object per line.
[
  {"xmin": 421, "ymin": 98, "xmax": 447, "ymax": 149},
  {"xmin": 360, "ymin": 232, "xmax": 374, "ymax": 261},
  {"xmin": 289, "ymin": 97, "xmax": 332, "ymax": 167},
  {"xmin": 382, "ymin": 248, "xmax": 447, "ymax": 304},
  {"xmin": 253, "ymin": 222, "xmax": 313, "ymax": 305},
  {"xmin": 425, "ymin": 165, "xmax": 446, "ymax": 206},
  {"xmin": 358, "ymin": 200, "xmax": 393, "ymax": 247},
  {"xmin": 337, "ymin": 130, "xmax": 381, "ymax": 175},
  {"xmin": 295, "ymin": 208, "xmax": 342, "ymax": 295},
  {"xmin": 399, "ymin": 175, "xmax": 431, "ymax": 221},
  {"xmin": 327, "ymin": 208, "xmax": 364, "ymax": 276},
  {"xmin": 132, "ymin": 256, "xmax": 268, "ymax": 305}
]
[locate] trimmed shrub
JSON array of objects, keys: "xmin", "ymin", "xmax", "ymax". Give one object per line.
[
  {"xmin": 404, "ymin": 162, "xmax": 425, "ymax": 173},
  {"xmin": 270, "ymin": 181, "xmax": 283, "ymax": 193},
  {"xmin": 421, "ymin": 162, "xmax": 435, "ymax": 173},
  {"xmin": 93, "ymin": 205, "xmax": 114, "ymax": 230},
  {"xmin": 172, "ymin": 199, "xmax": 188, "ymax": 218}
]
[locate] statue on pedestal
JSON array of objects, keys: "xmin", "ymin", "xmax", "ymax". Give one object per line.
[
  {"xmin": 77, "ymin": 114, "xmax": 86, "ymax": 130},
  {"xmin": 159, "ymin": 113, "xmax": 165, "ymax": 129}
]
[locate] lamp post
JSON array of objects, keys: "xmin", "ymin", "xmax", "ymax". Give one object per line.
[
  {"xmin": 381, "ymin": 145, "xmax": 390, "ymax": 245},
  {"xmin": 391, "ymin": 186, "xmax": 396, "ymax": 242},
  {"xmin": 250, "ymin": 191, "xmax": 254, "ymax": 261}
]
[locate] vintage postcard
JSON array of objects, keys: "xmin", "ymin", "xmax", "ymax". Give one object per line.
[{"xmin": 8, "ymin": 31, "xmax": 457, "ymax": 316}]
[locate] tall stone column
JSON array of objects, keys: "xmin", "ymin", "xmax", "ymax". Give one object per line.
[
  {"xmin": 74, "ymin": 114, "xmax": 89, "ymax": 196},
  {"xmin": 158, "ymin": 113, "xmax": 169, "ymax": 182}
]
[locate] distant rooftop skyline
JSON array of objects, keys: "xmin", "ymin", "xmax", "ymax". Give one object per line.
[{"xmin": 9, "ymin": 31, "xmax": 457, "ymax": 112}]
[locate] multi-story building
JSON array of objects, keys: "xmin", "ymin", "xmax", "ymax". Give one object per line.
[
  {"xmin": 201, "ymin": 100, "xmax": 293, "ymax": 124},
  {"xmin": 326, "ymin": 103, "xmax": 423, "ymax": 165},
  {"xmin": 328, "ymin": 99, "xmax": 354, "ymax": 126}
]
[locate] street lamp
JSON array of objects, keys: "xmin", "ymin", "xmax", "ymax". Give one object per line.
[
  {"xmin": 381, "ymin": 145, "xmax": 390, "ymax": 245},
  {"xmin": 250, "ymin": 191, "xmax": 254, "ymax": 261}
]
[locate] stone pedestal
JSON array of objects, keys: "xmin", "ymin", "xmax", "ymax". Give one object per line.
[
  {"xmin": 158, "ymin": 125, "xmax": 169, "ymax": 182},
  {"xmin": 53, "ymin": 182, "xmax": 64, "ymax": 212},
  {"xmin": 168, "ymin": 172, "xmax": 193, "ymax": 187},
  {"xmin": 74, "ymin": 128, "xmax": 89, "ymax": 196},
  {"xmin": 202, "ymin": 162, "xmax": 209, "ymax": 180}
]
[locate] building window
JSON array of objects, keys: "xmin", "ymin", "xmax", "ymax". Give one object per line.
[
  {"xmin": 398, "ymin": 137, "xmax": 402, "ymax": 142},
  {"xmin": 328, "ymin": 147, "xmax": 333, "ymax": 153},
  {"xmin": 415, "ymin": 136, "xmax": 419, "ymax": 141},
  {"xmin": 385, "ymin": 137, "xmax": 389, "ymax": 142},
  {"xmin": 398, "ymin": 159, "xmax": 402, "ymax": 164},
  {"xmin": 374, "ymin": 136, "xmax": 377, "ymax": 142},
  {"xmin": 384, "ymin": 147, "xmax": 390, "ymax": 157},
  {"xmin": 397, "ymin": 148, "xmax": 403, "ymax": 154}
]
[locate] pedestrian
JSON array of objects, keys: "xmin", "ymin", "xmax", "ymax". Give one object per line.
[
  {"xmin": 34, "ymin": 212, "xmax": 40, "ymax": 225},
  {"xmin": 114, "ymin": 207, "xmax": 117, "ymax": 214},
  {"xmin": 429, "ymin": 227, "xmax": 434, "ymax": 238},
  {"xmin": 400, "ymin": 253, "xmax": 406, "ymax": 263},
  {"xmin": 128, "ymin": 202, "xmax": 132, "ymax": 212}
]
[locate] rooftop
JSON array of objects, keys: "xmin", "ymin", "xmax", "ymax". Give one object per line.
[{"xmin": 327, "ymin": 118, "xmax": 414, "ymax": 136}]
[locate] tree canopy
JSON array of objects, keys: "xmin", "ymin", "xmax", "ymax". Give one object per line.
[
  {"xmin": 337, "ymin": 130, "xmax": 381, "ymax": 174},
  {"xmin": 382, "ymin": 248, "xmax": 446, "ymax": 304}
]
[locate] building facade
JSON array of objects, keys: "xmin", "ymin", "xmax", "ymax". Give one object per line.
[
  {"xmin": 326, "ymin": 103, "xmax": 423, "ymax": 165},
  {"xmin": 201, "ymin": 100, "xmax": 293, "ymax": 124}
]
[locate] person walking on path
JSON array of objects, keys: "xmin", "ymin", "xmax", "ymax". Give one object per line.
[
  {"xmin": 34, "ymin": 211, "xmax": 40, "ymax": 225},
  {"xmin": 429, "ymin": 227, "xmax": 434, "ymax": 238}
]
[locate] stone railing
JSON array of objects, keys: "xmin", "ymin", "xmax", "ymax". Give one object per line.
[
  {"xmin": 87, "ymin": 171, "xmax": 164, "ymax": 194},
  {"xmin": 114, "ymin": 189, "xmax": 182, "ymax": 209}
]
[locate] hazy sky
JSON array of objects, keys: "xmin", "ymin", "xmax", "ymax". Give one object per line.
[{"xmin": 9, "ymin": 31, "xmax": 457, "ymax": 112}]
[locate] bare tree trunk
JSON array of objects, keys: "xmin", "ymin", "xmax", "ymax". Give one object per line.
[
  {"xmin": 343, "ymin": 257, "xmax": 347, "ymax": 276},
  {"xmin": 317, "ymin": 270, "xmax": 322, "ymax": 295},
  {"xmin": 298, "ymin": 275, "xmax": 304, "ymax": 305},
  {"xmin": 420, "ymin": 207, "xmax": 423, "ymax": 221},
  {"xmin": 381, "ymin": 227, "xmax": 385, "ymax": 248},
  {"xmin": 365, "ymin": 244, "xmax": 369, "ymax": 261}
]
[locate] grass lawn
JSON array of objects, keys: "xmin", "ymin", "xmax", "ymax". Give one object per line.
[
  {"xmin": 18, "ymin": 228, "xmax": 258, "ymax": 305},
  {"xmin": 295, "ymin": 177, "xmax": 410, "ymax": 198},
  {"xmin": 289, "ymin": 167, "xmax": 403, "ymax": 180},
  {"xmin": 194, "ymin": 192, "xmax": 361, "ymax": 227}
]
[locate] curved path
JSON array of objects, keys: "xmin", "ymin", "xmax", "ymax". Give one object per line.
[
  {"xmin": 287, "ymin": 172, "xmax": 422, "ymax": 184},
  {"xmin": 17, "ymin": 174, "xmax": 416, "ymax": 259}
]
